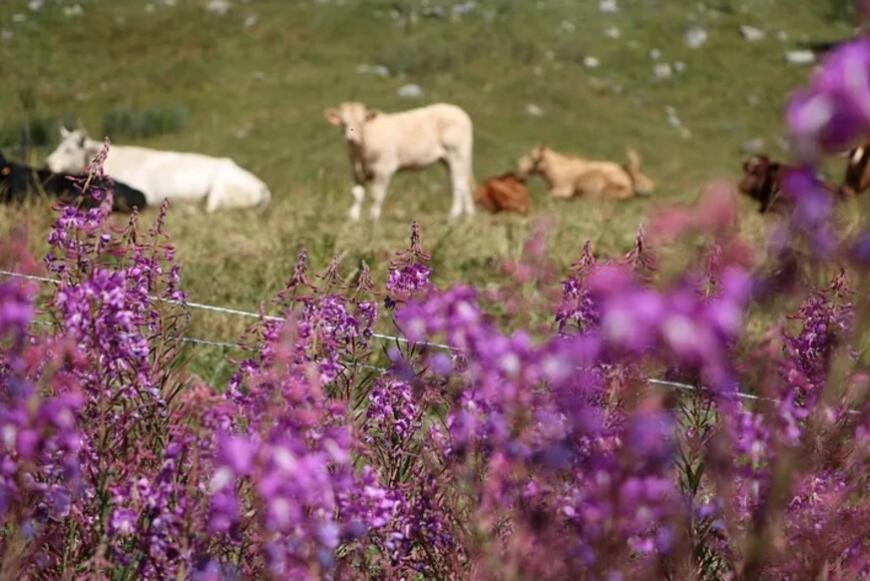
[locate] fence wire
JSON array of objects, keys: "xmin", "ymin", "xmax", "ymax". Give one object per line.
[{"xmin": 2, "ymin": 269, "xmax": 861, "ymax": 415}]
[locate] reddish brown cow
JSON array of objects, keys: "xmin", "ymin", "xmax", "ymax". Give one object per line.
[{"xmin": 476, "ymin": 172, "xmax": 531, "ymax": 215}]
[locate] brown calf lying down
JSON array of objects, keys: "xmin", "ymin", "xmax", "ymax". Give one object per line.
[
  {"xmin": 517, "ymin": 146, "xmax": 655, "ymax": 200},
  {"xmin": 738, "ymin": 154, "xmax": 843, "ymax": 214},
  {"xmin": 476, "ymin": 172, "xmax": 530, "ymax": 215},
  {"xmin": 842, "ymin": 143, "xmax": 870, "ymax": 197}
]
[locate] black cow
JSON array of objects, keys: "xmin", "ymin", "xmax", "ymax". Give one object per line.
[{"xmin": 0, "ymin": 151, "xmax": 146, "ymax": 213}]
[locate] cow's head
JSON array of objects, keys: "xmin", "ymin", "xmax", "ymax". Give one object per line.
[
  {"xmin": 517, "ymin": 145, "xmax": 547, "ymax": 175},
  {"xmin": 324, "ymin": 102, "xmax": 379, "ymax": 147},
  {"xmin": 631, "ymin": 172, "xmax": 656, "ymax": 196},
  {"xmin": 46, "ymin": 127, "xmax": 98, "ymax": 175},
  {"xmin": 738, "ymin": 154, "xmax": 782, "ymax": 212},
  {"xmin": 738, "ymin": 155, "xmax": 773, "ymax": 197}
]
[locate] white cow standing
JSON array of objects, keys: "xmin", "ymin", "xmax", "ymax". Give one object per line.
[
  {"xmin": 46, "ymin": 128, "xmax": 271, "ymax": 212},
  {"xmin": 324, "ymin": 102, "xmax": 475, "ymax": 221}
]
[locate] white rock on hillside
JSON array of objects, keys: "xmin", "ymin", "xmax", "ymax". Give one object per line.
[
  {"xmin": 740, "ymin": 138, "xmax": 765, "ymax": 154},
  {"xmin": 604, "ymin": 26, "xmax": 621, "ymax": 39},
  {"xmin": 653, "ymin": 63, "xmax": 673, "ymax": 80},
  {"xmin": 525, "ymin": 103, "xmax": 544, "ymax": 117},
  {"xmin": 206, "ymin": 0, "xmax": 231, "ymax": 16},
  {"xmin": 739, "ymin": 25, "xmax": 766, "ymax": 42},
  {"xmin": 785, "ymin": 50, "xmax": 815, "ymax": 65},
  {"xmin": 599, "ymin": 0, "xmax": 618, "ymax": 13},
  {"xmin": 356, "ymin": 64, "xmax": 390, "ymax": 77},
  {"xmin": 684, "ymin": 26, "xmax": 708, "ymax": 49},
  {"xmin": 397, "ymin": 83, "xmax": 424, "ymax": 99}
]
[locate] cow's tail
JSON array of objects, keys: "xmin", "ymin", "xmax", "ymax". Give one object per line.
[{"xmin": 625, "ymin": 148, "xmax": 655, "ymax": 195}]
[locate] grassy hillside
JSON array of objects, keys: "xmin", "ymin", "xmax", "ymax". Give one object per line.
[{"xmin": 0, "ymin": 0, "xmax": 858, "ymax": 383}]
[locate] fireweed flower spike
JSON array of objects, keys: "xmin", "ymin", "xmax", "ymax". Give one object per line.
[{"xmin": 787, "ymin": 38, "xmax": 870, "ymax": 162}]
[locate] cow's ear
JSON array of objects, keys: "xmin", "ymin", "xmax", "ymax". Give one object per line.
[
  {"xmin": 60, "ymin": 126, "xmax": 72, "ymax": 139},
  {"xmin": 324, "ymin": 108, "xmax": 342, "ymax": 126},
  {"xmin": 366, "ymin": 108, "xmax": 380, "ymax": 121}
]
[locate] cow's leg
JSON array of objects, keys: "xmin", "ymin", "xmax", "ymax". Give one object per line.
[
  {"xmin": 348, "ymin": 183, "xmax": 365, "ymax": 221},
  {"xmin": 446, "ymin": 153, "xmax": 472, "ymax": 219},
  {"xmin": 205, "ymin": 182, "xmax": 225, "ymax": 213},
  {"xmin": 461, "ymin": 172, "xmax": 476, "ymax": 216},
  {"xmin": 603, "ymin": 183, "xmax": 632, "ymax": 200},
  {"xmin": 369, "ymin": 171, "xmax": 393, "ymax": 221},
  {"xmin": 549, "ymin": 184, "xmax": 575, "ymax": 198}
]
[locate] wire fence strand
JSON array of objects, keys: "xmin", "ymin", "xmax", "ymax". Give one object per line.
[{"xmin": 2, "ymin": 269, "xmax": 861, "ymax": 415}]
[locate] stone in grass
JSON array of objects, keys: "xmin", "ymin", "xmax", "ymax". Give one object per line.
[
  {"xmin": 600, "ymin": 0, "xmax": 618, "ymax": 13},
  {"xmin": 398, "ymin": 83, "xmax": 424, "ymax": 99},
  {"xmin": 665, "ymin": 106, "xmax": 692, "ymax": 139},
  {"xmin": 63, "ymin": 5, "xmax": 83, "ymax": 17},
  {"xmin": 356, "ymin": 64, "xmax": 390, "ymax": 77},
  {"xmin": 785, "ymin": 50, "xmax": 815, "ymax": 65},
  {"xmin": 740, "ymin": 138, "xmax": 765, "ymax": 154},
  {"xmin": 453, "ymin": 1, "xmax": 477, "ymax": 17},
  {"xmin": 206, "ymin": 0, "xmax": 231, "ymax": 16},
  {"xmin": 740, "ymin": 25, "xmax": 766, "ymax": 42},
  {"xmin": 584, "ymin": 56, "xmax": 600, "ymax": 68},
  {"xmin": 604, "ymin": 26, "xmax": 621, "ymax": 39},
  {"xmin": 684, "ymin": 26, "xmax": 708, "ymax": 49},
  {"xmin": 653, "ymin": 63, "xmax": 673, "ymax": 80},
  {"xmin": 525, "ymin": 103, "xmax": 544, "ymax": 118}
]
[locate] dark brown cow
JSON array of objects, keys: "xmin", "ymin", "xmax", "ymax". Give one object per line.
[
  {"xmin": 738, "ymin": 154, "xmax": 842, "ymax": 214},
  {"xmin": 476, "ymin": 172, "xmax": 531, "ymax": 215},
  {"xmin": 738, "ymin": 155, "xmax": 788, "ymax": 213},
  {"xmin": 842, "ymin": 143, "xmax": 870, "ymax": 197}
]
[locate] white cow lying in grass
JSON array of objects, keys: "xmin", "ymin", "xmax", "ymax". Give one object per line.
[
  {"xmin": 46, "ymin": 128, "xmax": 271, "ymax": 212},
  {"xmin": 324, "ymin": 102, "xmax": 475, "ymax": 221}
]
